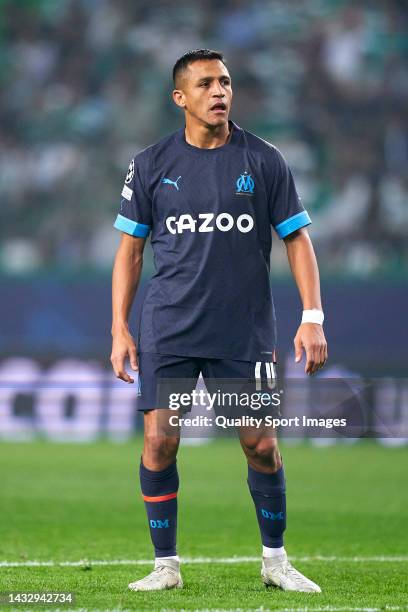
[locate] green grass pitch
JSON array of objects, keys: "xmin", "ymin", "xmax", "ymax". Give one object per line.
[{"xmin": 0, "ymin": 439, "xmax": 407, "ymax": 611}]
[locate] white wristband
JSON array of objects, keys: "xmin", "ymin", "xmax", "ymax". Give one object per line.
[{"xmin": 302, "ymin": 309, "xmax": 324, "ymax": 325}]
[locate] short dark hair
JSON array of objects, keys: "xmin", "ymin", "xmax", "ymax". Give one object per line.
[{"xmin": 172, "ymin": 49, "xmax": 226, "ymax": 86}]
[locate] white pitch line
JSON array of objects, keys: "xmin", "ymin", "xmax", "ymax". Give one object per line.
[{"xmin": 0, "ymin": 555, "xmax": 407, "ymax": 568}]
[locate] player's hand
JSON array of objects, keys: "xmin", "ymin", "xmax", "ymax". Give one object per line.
[
  {"xmin": 110, "ymin": 327, "xmax": 138, "ymax": 383},
  {"xmin": 294, "ymin": 323, "xmax": 328, "ymax": 376}
]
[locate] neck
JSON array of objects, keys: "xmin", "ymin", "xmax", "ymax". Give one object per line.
[{"xmin": 184, "ymin": 119, "xmax": 231, "ymax": 149}]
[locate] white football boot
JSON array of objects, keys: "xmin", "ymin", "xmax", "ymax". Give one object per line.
[
  {"xmin": 262, "ymin": 551, "xmax": 321, "ymax": 592},
  {"xmin": 128, "ymin": 558, "xmax": 183, "ymax": 592}
]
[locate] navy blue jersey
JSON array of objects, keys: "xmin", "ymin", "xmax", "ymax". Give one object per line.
[{"xmin": 114, "ymin": 121, "xmax": 311, "ymax": 361}]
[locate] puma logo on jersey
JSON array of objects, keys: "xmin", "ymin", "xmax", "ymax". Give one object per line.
[
  {"xmin": 165, "ymin": 212, "xmax": 254, "ymax": 235},
  {"xmin": 162, "ymin": 176, "xmax": 182, "ymax": 190}
]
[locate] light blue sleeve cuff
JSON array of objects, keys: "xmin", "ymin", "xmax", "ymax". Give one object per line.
[
  {"xmin": 113, "ymin": 214, "xmax": 150, "ymax": 238},
  {"xmin": 274, "ymin": 210, "xmax": 311, "ymax": 239}
]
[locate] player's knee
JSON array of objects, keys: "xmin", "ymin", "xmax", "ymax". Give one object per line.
[
  {"xmin": 143, "ymin": 434, "xmax": 178, "ymax": 467},
  {"xmin": 240, "ymin": 434, "xmax": 259, "ymax": 452},
  {"xmin": 252, "ymin": 438, "xmax": 281, "ymax": 471}
]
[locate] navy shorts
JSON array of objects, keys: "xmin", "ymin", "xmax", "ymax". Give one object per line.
[{"xmin": 137, "ymin": 352, "xmax": 279, "ymax": 415}]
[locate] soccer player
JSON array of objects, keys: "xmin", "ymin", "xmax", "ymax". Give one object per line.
[{"xmin": 111, "ymin": 49, "xmax": 327, "ymax": 593}]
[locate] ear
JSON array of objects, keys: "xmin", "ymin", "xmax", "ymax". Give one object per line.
[{"xmin": 172, "ymin": 89, "xmax": 186, "ymax": 109}]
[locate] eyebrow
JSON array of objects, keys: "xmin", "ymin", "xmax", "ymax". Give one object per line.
[{"xmin": 196, "ymin": 75, "xmax": 231, "ymax": 83}]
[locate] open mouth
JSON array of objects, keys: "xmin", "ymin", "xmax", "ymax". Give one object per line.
[{"xmin": 210, "ymin": 102, "xmax": 227, "ymax": 113}]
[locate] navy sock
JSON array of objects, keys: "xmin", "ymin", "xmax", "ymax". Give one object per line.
[
  {"xmin": 140, "ymin": 461, "xmax": 179, "ymax": 558},
  {"xmin": 247, "ymin": 464, "xmax": 286, "ymax": 548}
]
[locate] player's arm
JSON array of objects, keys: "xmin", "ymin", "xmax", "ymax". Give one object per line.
[
  {"xmin": 111, "ymin": 233, "xmax": 146, "ymax": 383},
  {"xmin": 284, "ymin": 227, "xmax": 328, "ymax": 375}
]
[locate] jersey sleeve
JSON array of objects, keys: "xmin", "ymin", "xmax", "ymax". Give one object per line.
[
  {"xmin": 113, "ymin": 154, "xmax": 152, "ymax": 238},
  {"xmin": 268, "ymin": 148, "xmax": 311, "ymax": 239}
]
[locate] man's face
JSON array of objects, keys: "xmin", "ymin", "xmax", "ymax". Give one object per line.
[{"xmin": 173, "ymin": 59, "xmax": 233, "ymax": 128}]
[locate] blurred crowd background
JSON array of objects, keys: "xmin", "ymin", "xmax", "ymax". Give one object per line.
[{"xmin": 1, "ymin": 0, "xmax": 407, "ymax": 277}]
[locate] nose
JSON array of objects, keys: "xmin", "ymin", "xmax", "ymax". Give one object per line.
[{"xmin": 211, "ymin": 82, "xmax": 225, "ymax": 97}]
